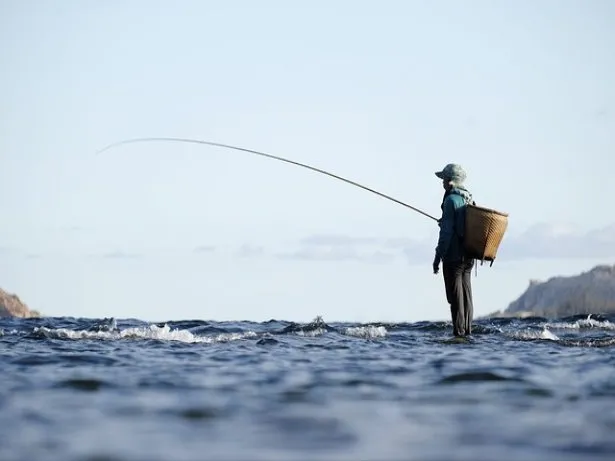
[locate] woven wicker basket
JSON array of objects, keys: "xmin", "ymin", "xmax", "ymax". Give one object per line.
[{"xmin": 464, "ymin": 204, "xmax": 508, "ymax": 264}]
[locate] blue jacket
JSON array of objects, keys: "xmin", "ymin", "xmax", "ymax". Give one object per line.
[{"xmin": 435, "ymin": 186, "xmax": 474, "ymax": 262}]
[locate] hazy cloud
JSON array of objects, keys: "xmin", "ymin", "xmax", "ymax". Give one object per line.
[
  {"xmin": 62, "ymin": 225, "xmax": 86, "ymax": 232},
  {"xmin": 193, "ymin": 245, "xmax": 216, "ymax": 254},
  {"xmin": 276, "ymin": 246, "xmax": 396, "ymax": 264},
  {"xmin": 382, "ymin": 237, "xmax": 419, "ymax": 249},
  {"xmin": 400, "ymin": 243, "xmax": 434, "ymax": 263},
  {"xmin": 276, "ymin": 223, "xmax": 615, "ymax": 264},
  {"xmin": 0, "ymin": 247, "xmax": 35, "ymax": 258},
  {"xmin": 236, "ymin": 244, "xmax": 265, "ymax": 258},
  {"xmin": 497, "ymin": 223, "xmax": 615, "ymax": 260},
  {"xmin": 272, "ymin": 232, "xmax": 430, "ymax": 264},
  {"xmin": 299, "ymin": 234, "xmax": 381, "ymax": 246},
  {"xmin": 293, "ymin": 233, "xmax": 432, "ymax": 264},
  {"xmin": 594, "ymin": 106, "xmax": 608, "ymax": 119},
  {"xmin": 101, "ymin": 250, "xmax": 142, "ymax": 259},
  {"xmin": 47, "ymin": 223, "xmax": 614, "ymax": 265},
  {"xmin": 275, "ymin": 233, "xmax": 398, "ymax": 264}
]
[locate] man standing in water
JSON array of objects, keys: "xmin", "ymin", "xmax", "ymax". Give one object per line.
[{"xmin": 432, "ymin": 164, "xmax": 475, "ymax": 337}]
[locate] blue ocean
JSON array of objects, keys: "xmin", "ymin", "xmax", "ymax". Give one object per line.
[{"xmin": 1, "ymin": 314, "xmax": 614, "ymax": 461}]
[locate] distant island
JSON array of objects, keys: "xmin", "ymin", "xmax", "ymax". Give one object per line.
[
  {"xmin": 0, "ymin": 288, "xmax": 41, "ymax": 318},
  {"xmin": 484, "ymin": 264, "xmax": 615, "ymax": 319}
]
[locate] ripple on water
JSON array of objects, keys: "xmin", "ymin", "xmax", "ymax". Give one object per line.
[
  {"xmin": 11, "ymin": 353, "xmax": 119, "ymax": 367},
  {"xmin": 256, "ymin": 337, "xmax": 279, "ymax": 346},
  {"xmin": 54, "ymin": 378, "xmax": 112, "ymax": 392},
  {"xmin": 256, "ymin": 414, "xmax": 357, "ymax": 451},
  {"xmin": 437, "ymin": 371, "xmax": 526, "ymax": 385},
  {"xmin": 165, "ymin": 406, "xmax": 224, "ymax": 421}
]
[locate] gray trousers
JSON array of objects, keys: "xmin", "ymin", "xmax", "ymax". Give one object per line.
[{"xmin": 442, "ymin": 258, "xmax": 475, "ymax": 336}]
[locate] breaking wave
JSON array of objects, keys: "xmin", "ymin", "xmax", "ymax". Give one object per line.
[
  {"xmin": 342, "ymin": 325, "xmax": 388, "ymax": 339},
  {"xmin": 1, "ymin": 313, "xmax": 613, "ymax": 348},
  {"xmin": 547, "ymin": 314, "xmax": 615, "ymax": 331},
  {"xmin": 509, "ymin": 327, "xmax": 560, "ymax": 341},
  {"xmin": 31, "ymin": 323, "xmax": 257, "ymax": 344}
]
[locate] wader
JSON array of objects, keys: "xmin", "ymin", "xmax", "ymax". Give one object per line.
[{"xmin": 442, "ymin": 257, "xmax": 474, "ymax": 336}]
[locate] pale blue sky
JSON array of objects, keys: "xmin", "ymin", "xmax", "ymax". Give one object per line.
[{"xmin": 1, "ymin": 0, "xmax": 613, "ymax": 322}]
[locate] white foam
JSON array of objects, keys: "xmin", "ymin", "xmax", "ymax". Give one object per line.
[
  {"xmin": 512, "ymin": 327, "xmax": 560, "ymax": 341},
  {"xmin": 548, "ymin": 315, "xmax": 615, "ymax": 331},
  {"xmin": 0, "ymin": 328, "xmax": 26, "ymax": 337},
  {"xmin": 293, "ymin": 328, "xmax": 327, "ymax": 337},
  {"xmin": 540, "ymin": 328, "xmax": 560, "ymax": 341},
  {"xmin": 32, "ymin": 324, "xmax": 257, "ymax": 344},
  {"xmin": 343, "ymin": 326, "xmax": 388, "ymax": 339}
]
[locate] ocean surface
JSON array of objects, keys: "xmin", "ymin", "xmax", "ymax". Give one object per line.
[{"xmin": 1, "ymin": 314, "xmax": 615, "ymax": 461}]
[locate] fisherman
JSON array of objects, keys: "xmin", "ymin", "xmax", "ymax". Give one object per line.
[{"xmin": 432, "ymin": 164, "xmax": 475, "ymax": 337}]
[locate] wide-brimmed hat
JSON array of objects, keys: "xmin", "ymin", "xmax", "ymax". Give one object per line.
[{"xmin": 435, "ymin": 163, "xmax": 467, "ymax": 183}]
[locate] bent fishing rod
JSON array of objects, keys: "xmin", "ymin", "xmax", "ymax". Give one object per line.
[{"xmin": 96, "ymin": 137, "xmax": 439, "ymax": 222}]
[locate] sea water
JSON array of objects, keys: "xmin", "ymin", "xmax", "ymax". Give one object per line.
[{"xmin": 1, "ymin": 314, "xmax": 614, "ymax": 460}]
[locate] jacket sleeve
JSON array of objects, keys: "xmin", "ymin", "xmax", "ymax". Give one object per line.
[{"xmin": 435, "ymin": 197, "xmax": 455, "ymax": 258}]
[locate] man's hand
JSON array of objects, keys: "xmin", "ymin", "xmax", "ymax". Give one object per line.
[{"xmin": 432, "ymin": 253, "xmax": 441, "ymax": 275}]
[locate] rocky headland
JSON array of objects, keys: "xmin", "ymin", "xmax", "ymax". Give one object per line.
[
  {"xmin": 0, "ymin": 288, "xmax": 41, "ymax": 318},
  {"xmin": 484, "ymin": 264, "xmax": 615, "ymax": 319}
]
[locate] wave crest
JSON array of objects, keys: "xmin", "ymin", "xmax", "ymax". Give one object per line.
[
  {"xmin": 342, "ymin": 326, "xmax": 387, "ymax": 339},
  {"xmin": 510, "ymin": 327, "xmax": 560, "ymax": 341},
  {"xmin": 548, "ymin": 315, "xmax": 615, "ymax": 331},
  {"xmin": 31, "ymin": 324, "xmax": 257, "ymax": 344}
]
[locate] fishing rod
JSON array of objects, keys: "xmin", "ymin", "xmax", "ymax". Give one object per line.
[{"xmin": 96, "ymin": 137, "xmax": 439, "ymax": 222}]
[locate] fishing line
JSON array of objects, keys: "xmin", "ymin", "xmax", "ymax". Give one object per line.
[{"xmin": 96, "ymin": 137, "xmax": 439, "ymax": 222}]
